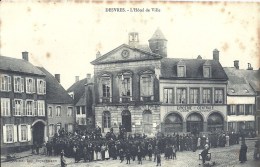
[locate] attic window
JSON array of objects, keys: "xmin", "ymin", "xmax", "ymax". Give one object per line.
[
  {"xmin": 203, "ymin": 66, "xmax": 211, "ymax": 78},
  {"xmin": 177, "ymin": 60, "xmax": 186, "ymax": 77}
]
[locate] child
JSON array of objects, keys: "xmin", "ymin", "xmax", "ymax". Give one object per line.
[{"xmin": 126, "ymin": 149, "xmax": 131, "ymax": 164}]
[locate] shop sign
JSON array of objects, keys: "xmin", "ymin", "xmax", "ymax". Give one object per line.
[{"xmin": 177, "ymin": 105, "xmax": 213, "ymax": 112}]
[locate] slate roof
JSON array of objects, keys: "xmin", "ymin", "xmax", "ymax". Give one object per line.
[
  {"xmin": 91, "ymin": 44, "xmax": 162, "ymax": 65},
  {"xmin": 223, "ymin": 67, "xmax": 256, "ymax": 96},
  {"xmin": 149, "ymin": 28, "xmax": 167, "ymax": 41},
  {"xmin": 37, "ymin": 67, "xmax": 73, "ymax": 104},
  {"xmin": 0, "ymin": 55, "xmax": 45, "ymax": 76},
  {"xmin": 160, "ymin": 58, "xmax": 228, "ymax": 80},
  {"xmin": 239, "ymin": 69, "xmax": 260, "ymax": 92},
  {"xmin": 67, "ymin": 77, "xmax": 94, "ymax": 105}
]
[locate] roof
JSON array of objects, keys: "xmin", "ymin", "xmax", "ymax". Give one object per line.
[
  {"xmin": 0, "ymin": 56, "xmax": 45, "ymax": 76},
  {"xmin": 37, "ymin": 67, "xmax": 73, "ymax": 104},
  {"xmin": 160, "ymin": 58, "xmax": 228, "ymax": 80},
  {"xmin": 91, "ymin": 44, "xmax": 162, "ymax": 65},
  {"xmin": 67, "ymin": 77, "xmax": 94, "ymax": 105},
  {"xmin": 239, "ymin": 69, "xmax": 260, "ymax": 92},
  {"xmin": 223, "ymin": 67, "xmax": 256, "ymax": 96},
  {"xmin": 149, "ymin": 28, "xmax": 167, "ymax": 41}
]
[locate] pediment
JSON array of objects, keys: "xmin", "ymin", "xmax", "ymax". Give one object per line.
[{"xmin": 91, "ymin": 44, "xmax": 162, "ymax": 65}]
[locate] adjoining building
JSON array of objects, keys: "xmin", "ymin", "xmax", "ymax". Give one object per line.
[
  {"xmin": 0, "ymin": 52, "xmax": 47, "ymax": 154},
  {"xmin": 160, "ymin": 52, "xmax": 228, "ymax": 134},
  {"xmin": 67, "ymin": 75, "xmax": 94, "ymax": 131},
  {"xmin": 37, "ymin": 67, "xmax": 74, "ymax": 140}
]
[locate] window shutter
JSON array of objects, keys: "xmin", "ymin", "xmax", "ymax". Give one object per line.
[
  {"xmin": 12, "ymin": 100, "xmax": 15, "ymax": 116},
  {"xmin": 13, "ymin": 125, "xmax": 17, "ymax": 142},
  {"xmin": 150, "ymin": 76, "xmax": 154, "ymax": 99},
  {"xmin": 27, "ymin": 125, "xmax": 31, "ymax": 141},
  {"xmin": 3, "ymin": 125, "xmax": 7, "ymax": 143},
  {"xmin": 23, "ymin": 100, "xmax": 26, "ymax": 116},
  {"xmin": 14, "ymin": 77, "xmax": 17, "ymax": 92},
  {"xmin": 43, "ymin": 81, "xmax": 46, "ymax": 94},
  {"xmin": 140, "ymin": 77, "xmax": 144, "ymax": 96},
  {"xmin": 34, "ymin": 101, "xmax": 37, "ymax": 116},
  {"xmin": 21, "ymin": 78, "xmax": 24, "ymax": 92},
  {"xmin": 18, "ymin": 125, "xmax": 21, "ymax": 142},
  {"xmin": 8, "ymin": 76, "xmax": 12, "ymax": 91}
]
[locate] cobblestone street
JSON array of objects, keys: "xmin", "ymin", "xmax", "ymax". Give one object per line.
[{"xmin": 2, "ymin": 139, "xmax": 260, "ymax": 167}]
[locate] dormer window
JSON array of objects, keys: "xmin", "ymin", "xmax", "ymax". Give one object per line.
[
  {"xmin": 99, "ymin": 73, "xmax": 112, "ymax": 103},
  {"xmin": 203, "ymin": 61, "xmax": 212, "ymax": 78},
  {"xmin": 118, "ymin": 71, "xmax": 132, "ymax": 103},
  {"xmin": 177, "ymin": 60, "xmax": 186, "ymax": 77}
]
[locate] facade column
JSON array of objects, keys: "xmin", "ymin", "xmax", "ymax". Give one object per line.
[
  {"xmin": 183, "ymin": 122, "xmax": 187, "ymax": 132},
  {"xmin": 203, "ymin": 122, "xmax": 207, "ymax": 132}
]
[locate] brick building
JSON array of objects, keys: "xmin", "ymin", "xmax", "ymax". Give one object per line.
[{"xmin": 0, "ymin": 52, "xmax": 47, "ymax": 154}]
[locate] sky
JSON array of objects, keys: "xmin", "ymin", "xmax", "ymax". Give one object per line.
[{"xmin": 0, "ymin": 1, "xmax": 259, "ymax": 89}]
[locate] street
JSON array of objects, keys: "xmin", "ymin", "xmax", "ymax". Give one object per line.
[{"xmin": 2, "ymin": 139, "xmax": 260, "ymax": 167}]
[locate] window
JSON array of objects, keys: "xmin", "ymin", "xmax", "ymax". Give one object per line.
[
  {"xmin": 56, "ymin": 106, "xmax": 61, "ymax": 116},
  {"xmin": 190, "ymin": 88, "xmax": 199, "ymax": 104},
  {"xmin": 119, "ymin": 73, "xmax": 132, "ymax": 97},
  {"xmin": 26, "ymin": 78, "xmax": 35, "ymax": 93},
  {"xmin": 103, "ymin": 111, "xmax": 111, "ymax": 129},
  {"xmin": 202, "ymin": 88, "xmax": 211, "ymax": 104},
  {"xmin": 215, "ymin": 89, "xmax": 224, "ymax": 104},
  {"xmin": 56, "ymin": 123, "xmax": 61, "ymax": 133},
  {"xmin": 177, "ymin": 66, "xmax": 186, "ymax": 77},
  {"xmin": 245, "ymin": 104, "xmax": 253, "ymax": 115},
  {"xmin": 13, "ymin": 99, "xmax": 23, "ymax": 116},
  {"xmin": 163, "ymin": 88, "xmax": 173, "ymax": 103},
  {"xmin": 76, "ymin": 106, "xmax": 80, "ymax": 115},
  {"xmin": 203, "ymin": 66, "xmax": 211, "ymax": 78},
  {"xmin": 26, "ymin": 100, "xmax": 34, "ymax": 116},
  {"xmin": 140, "ymin": 75, "xmax": 154, "ymax": 99},
  {"xmin": 3, "ymin": 124, "xmax": 16, "ymax": 143},
  {"xmin": 19, "ymin": 125, "xmax": 27, "ymax": 141},
  {"xmin": 37, "ymin": 100, "xmax": 45, "ymax": 116},
  {"xmin": 49, "ymin": 124, "xmax": 54, "ymax": 137},
  {"xmin": 227, "ymin": 105, "xmax": 236, "ymax": 115},
  {"xmin": 67, "ymin": 107, "xmax": 73, "ymax": 116},
  {"xmin": 68, "ymin": 92, "xmax": 74, "ymax": 99},
  {"xmin": 102, "ymin": 84, "xmax": 110, "ymax": 97},
  {"xmin": 14, "ymin": 76, "xmax": 24, "ymax": 93},
  {"xmin": 68, "ymin": 124, "xmax": 73, "ymax": 133},
  {"xmin": 99, "ymin": 75, "xmax": 111, "ymax": 102},
  {"xmin": 37, "ymin": 79, "xmax": 46, "ymax": 94},
  {"xmin": 245, "ymin": 121, "xmax": 254, "ymax": 129},
  {"xmin": 1, "ymin": 98, "xmax": 10, "ymax": 116},
  {"xmin": 176, "ymin": 88, "xmax": 186, "ymax": 104},
  {"xmin": 81, "ymin": 106, "xmax": 86, "ymax": 115},
  {"xmin": 0, "ymin": 74, "xmax": 11, "ymax": 92},
  {"xmin": 48, "ymin": 107, "xmax": 53, "ymax": 117},
  {"xmin": 237, "ymin": 105, "xmax": 244, "ymax": 115}
]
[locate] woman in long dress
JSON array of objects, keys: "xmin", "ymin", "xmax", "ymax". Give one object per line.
[{"xmin": 239, "ymin": 140, "xmax": 248, "ymax": 163}]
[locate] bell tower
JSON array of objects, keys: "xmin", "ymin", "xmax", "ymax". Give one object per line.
[
  {"xmin": 128, "ymin": 32, "xmax": 139, "ymax": 47},
  {"xmin": 148, "ymin": 28, "xmax": 167, "ymax": 57}
]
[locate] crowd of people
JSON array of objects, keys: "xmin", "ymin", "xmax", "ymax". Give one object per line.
[{"xmin": 35, "ymin": 126, "xmax": 242, "ymax": 166}]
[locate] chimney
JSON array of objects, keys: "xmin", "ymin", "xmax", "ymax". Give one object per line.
[
  {"xmin": 128, "ymin": 32, "xmax": 139, "ymax": 47},
  {"xmin": 75, "ymin": 76, "xmax": 79, "ymax": 83},
  {"xmin": 234, "ymin": 60, "xmax": 239, "ymax": 69},
  {"xmin": 96, "ymin": 51, "xmax": 101, "ymax": 58},
  {"xmin": 247, "ymin": 63, "xmax": 253, "ymax": 70},
  {"xmin": 86, "ymin": 73, "xmax": 91, "ymax": 80},
  {"xmin": 22, "ymin": 51, "xmax": 29, "ymax": 61},
  {"xmin": 213, "ymin": 49, "xmax": 219, "ymax": 61},
  {"xmin": 54, "ymin": 74, "xmax": 60, "ymax": 83}
]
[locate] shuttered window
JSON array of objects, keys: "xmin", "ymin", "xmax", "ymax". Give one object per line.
[
  {"xmin": 0, "ymin": 74, "xmax": 11, "ymax": 91},
  {"xmin": 37, "ymin": 79, "xmax": 46, "ymax": 95},
  {"xmin": 14, "ymin": 76, "xmax": 24, "ymax": 93},
  {"xmin": 1, "ymin": 98, "xmax": 11, "ymax": 116},
  {"xmin": 37, "ymin": 100, "xmax": 45, "ymax": 116},
  {"xmin": 3, "ymin": 124, "xmax": 17, "ymax": 143},
  {"xmin": 18, "ymin": 124, "xmax": 28, "ymax": 142},
  {"xmin": 26, "ymin": 78, "xmax": 35, "ymax": 93}
]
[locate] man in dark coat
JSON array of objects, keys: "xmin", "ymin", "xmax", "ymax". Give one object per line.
[
  {"xmin": 239, "ymin": 140, "xmax": 248, "ymax": 163},
  {"xmin": 200, "ymin": 146, "xmax": 209, "ymax": 165}
]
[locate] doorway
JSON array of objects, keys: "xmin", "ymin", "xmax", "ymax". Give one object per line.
[
  {"xmin": 122, "ymin": 110, "xmax": 131, "ymax": 132},
  {"xmin": 186, "ymin": 113, "xmax": 203, "ymax": 135},
  {"xmin": 32, "ymin": 121, "xmax": 45, "ymax": 145}
]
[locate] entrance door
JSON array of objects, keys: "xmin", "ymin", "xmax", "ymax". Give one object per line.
[
  {"xmin": 186, "ymin": 113, "xmax": 203, "ymax": 135},
  {"xmin": 32, "ymin": 121, "xmax": 45, "ymax": 145},
  {"xmin": 122, "ymin": 110, "xmax": 131, "ymax": 132}
]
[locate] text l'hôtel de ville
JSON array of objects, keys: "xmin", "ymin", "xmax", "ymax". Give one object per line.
[{"xmin": 105, "ymin": 8, "xmax": 161, "ymax": 13}]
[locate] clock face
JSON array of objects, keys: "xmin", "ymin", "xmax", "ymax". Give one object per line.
[{"xmin": 121, "ymin": 50, "xmax": 130, "ymax": 58}]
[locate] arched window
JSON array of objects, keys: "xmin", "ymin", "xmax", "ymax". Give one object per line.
[
  {"xmin": 164, "ymin": 113, "xmax": 183, "ymax": 133},
  {"xmin": 207, "ymin": 112, "xmax": 224, "ymax": 132},
  {"xmin": 186, "ymin": 113, "xmax": 203, "ymax": 134},
  {"xmin": 103, "ymin": 111, "xmax": 111, "ymax": 129}
]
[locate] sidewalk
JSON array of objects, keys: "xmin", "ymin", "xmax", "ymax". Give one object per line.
[{"xmin": 1, "ymin": 150, "xmax": 33, "ymax": 163}]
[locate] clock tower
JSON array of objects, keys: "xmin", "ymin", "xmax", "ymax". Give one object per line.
[{"xmin": 128, "ymin": 32, "xmax": 139, "ymax": 47}]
